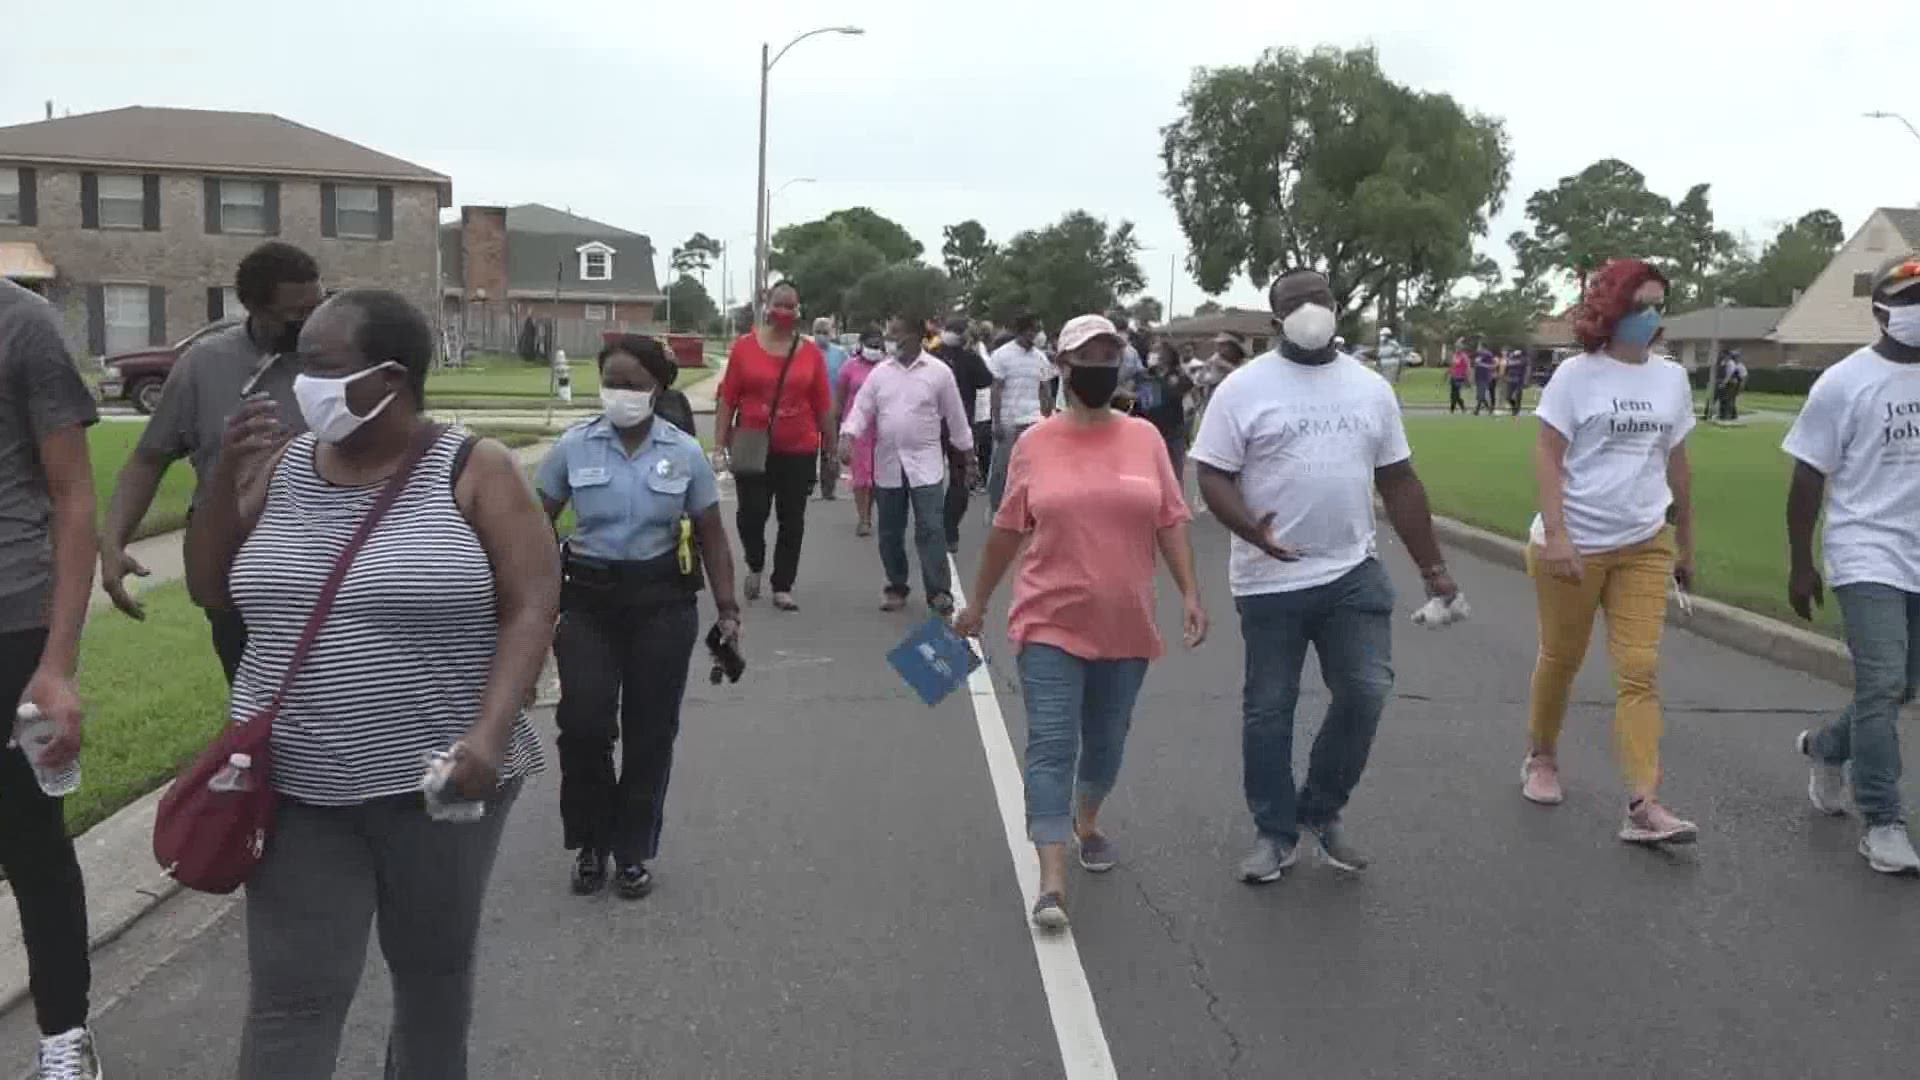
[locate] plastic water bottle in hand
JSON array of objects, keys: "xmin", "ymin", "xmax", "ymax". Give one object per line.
[
  {"xmin": 420, "ymin": 749, "xmax": 486, "ymax": 823},
  {"xmin": 208, "ymin": 752, "xmax": 256, "ymax": 793},
  {"xmin": 13, "ymin": 704, "xmax": 79, "ymax": 797}
]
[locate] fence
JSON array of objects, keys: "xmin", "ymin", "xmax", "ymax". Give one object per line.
[{"xmin": 443, "ymin": 303, "xmax": 662, "ymax": 366}]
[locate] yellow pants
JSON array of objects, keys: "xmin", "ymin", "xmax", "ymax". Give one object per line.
[{"xmin": 1526, "ymin": 529, "xmax": 1674, "ymax": 793}]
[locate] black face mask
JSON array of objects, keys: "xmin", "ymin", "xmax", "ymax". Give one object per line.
[
  {"xmin": 271, "ymin": 318, "xmax": 304, "ymax": 355},
  {"xmin": 1279, "ymin": 337, "xmax": 1337, "ymax": 366},
  {"xmin": 1065, "ymin": 364, "xmax": 1120, "ymax": 408}
]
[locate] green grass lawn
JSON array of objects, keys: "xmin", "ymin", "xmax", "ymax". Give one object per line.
[
  {"xmin": 426, "ymin": 360, "xmax": 714, "ymax": 410},
  {"xmin": 68, "ymin": 583, "xmax": 228, "ymax": 834},
  {"xmin": 90, "ymin": 423, "xmax": 195, "ymax": 539},
  {"xmin": 1388, "ymin": 367, "xmax": 1805, "ymax": 416},
  {"xmin": 1404, "ymin": 415, "xmax": 1839, "ymax": 635}
]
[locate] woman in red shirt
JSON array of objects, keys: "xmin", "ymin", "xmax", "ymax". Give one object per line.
[
  {"xmin": 716, "ymin": 282, "xmax": 836, "ymax": 611},
  {"xmin": 954, "ymin": 314, "xmax": 1208, "ymax": 932}
]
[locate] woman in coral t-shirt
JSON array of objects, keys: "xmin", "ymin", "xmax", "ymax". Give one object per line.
[
  {"xmin": 716, "ymin": 281, "xmax": 835, "ymax": 611},
  {"xmin": 953, "ymin": 314, "xmax": 1208, "ymax": 932}
]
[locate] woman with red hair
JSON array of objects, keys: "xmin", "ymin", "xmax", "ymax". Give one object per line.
[{"xmin": 1521, "ymin": 258, "xmax": 1699, "ymax": 845}]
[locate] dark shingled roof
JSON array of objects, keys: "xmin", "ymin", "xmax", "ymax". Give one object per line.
[
  {"xmin": 440, "ymin": 204, "xmax": 661, "ymax": 301},
  {"xmin": 0, "ymin": 106, "xmax": 450, "ymax": 204}
]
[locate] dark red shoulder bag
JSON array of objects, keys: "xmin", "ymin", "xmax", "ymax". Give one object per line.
[{"xmin": 153, "ymin": 425, "xmax": 439, "ymax": 894}]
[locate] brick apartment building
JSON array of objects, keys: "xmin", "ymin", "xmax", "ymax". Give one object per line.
[{"xmin": 0, "ymin": 106, "xmax": 450, "ymax": 357}]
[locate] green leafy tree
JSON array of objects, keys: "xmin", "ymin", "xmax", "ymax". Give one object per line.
[
  {"xmin": 772, "ymin": 207, "xmax": 922, "ymax": 273},
  {"xmin": 1721, "ymin": 210, "xmax": 1846, "ymax": 307},
  {"xmin": 671, "ymin": 232, "xmax": 722, "ymax": 279},
  {"xmin": 1509, "ymin": 160, "xmax": 1676, "ymax": 292},
  {"xmin": 972, "ymin": 211, "xmax": 1146, "ymax": 330},
  {"xmin": 1663, "ymin": 184, "xmax": 1739, "ymax": 309},
  {"xmin": 941, "ymin": 219, "xmax": 998, "ymax": 305},
  {"xmin": 1406, "ymin": 283, "xmax": 1552, "ymax": 356},
  {"xmin": 663, "ymin": 274, "xmax": 718, "ymax": 334},
  {"xmin": 1160, "ymin": 46, "xmax": 1510, "ymax": 322},
  {"xmin": 1192, "ymin": 299, "xmax": 1223, "ymax": 316},
  {"xmin": 771, "ymin": 223, "xmax": 888, "ymax": 324},
  {"xmin": 1129, "ymin": 297, "xmax": 1164, "ymax": 325},
  {"xmin": 843, "ymin": 263, "xmax": 955, "ymax": 330}
]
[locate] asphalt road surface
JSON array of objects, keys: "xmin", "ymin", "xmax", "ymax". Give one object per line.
[{"xmin": 41, "ymin": 479, "xmax": 1920, "ymax": 1079}]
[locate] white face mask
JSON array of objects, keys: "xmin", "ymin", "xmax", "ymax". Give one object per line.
[
  {"xmin": 293, "ymin": 362, "xmax": 399, "ymax": 444},
  {"xmin": 1281, "ymin": 303, "xmax": 1338, "ymax": 352},
  {"xmin": 939, "ymin": 331, "xmax": 963, "ymax": 348},
  {"xmin": 861, "ymin": 346, "xmax": 884, "ymax": 362},
  {"xmin": 1876, "ymin": 302, "xmax": 1920, "ymax": 347},
  {"xmin": 600, "ymin": 388, "xmax": 655, "ymax": 428}
]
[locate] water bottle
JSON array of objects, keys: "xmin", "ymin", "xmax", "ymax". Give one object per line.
[
  {"xmin": 13, "ymin": 704, "xmax": 80, "ymax": 797},
  {"xmin": 420, "ymin": 750, "xmax": 486, "ymax": 823},
  {"xmin": 208, "ymin": 752, "xmax": 256, "ymax": 794}
]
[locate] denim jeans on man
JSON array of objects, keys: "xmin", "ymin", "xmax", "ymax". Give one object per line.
[
  {"xmin": 1237, "ymin": 558, "xmax": 1395, "ymax": 846},
  {"xmin": 1017, "ymin": 643, "xmax": 1149, "ymax": 845},
  {"xmin": 876, "ymin": 483, "xmax": 950, "ymax": 599},
  {"xmin": 987, "ymin": 424, "xmax": 1034, "ymax": 515},
  {"xmin": 1809, "ymin": 583, "xmax": 1920, "ymax": 826}
]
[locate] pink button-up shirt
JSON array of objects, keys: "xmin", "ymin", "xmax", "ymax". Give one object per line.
[{"xmin": 842, "ymin": 352, "xmax": 975, "ymax": 489}]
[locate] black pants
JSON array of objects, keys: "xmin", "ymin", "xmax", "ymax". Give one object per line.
[
  {"xmin": 972, "ymin": 421, "xmax": 993, "ymax": 489},
  {"xmin": 553, "ymin": 599, "xmax": 700, "ymax": 866},
  {"xmin": 734, "ymin": 452, "xmax": 814, "ymax": 594},
  {"xmin": 1507, "ymin": 384, "xmax": 1525, "ymax": 416},
  {"xmin": 0, "ymin": 628, "xmax": 90, "ymax": 1036},
  {"xmin": 1448, "ymin": 379, "xmax": 1467, "ymax": 413},
  {"xmin": 944, "ymin": 453, "xmax": 970, "ymax": 547},
  {"xmin": 206, "ymin": 606, "xmax": 247, "ymax": 685}
]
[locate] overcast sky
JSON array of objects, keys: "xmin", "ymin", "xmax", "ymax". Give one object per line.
[{"xmin": 9, "ymin": 0, "xmax": 1917, "ymax": 317}]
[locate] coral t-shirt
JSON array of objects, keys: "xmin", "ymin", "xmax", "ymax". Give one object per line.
[
  {"xmin": 721, "ymin": 333, "xmax": 832, "ymax": 455},
  {"xmin": 993, "ymin": 415, "xmax": 1192, "ymax": 661}
]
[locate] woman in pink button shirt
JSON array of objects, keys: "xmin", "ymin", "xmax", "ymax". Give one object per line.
[{"xmin": 954, "ymin": 314, "xmax": 1208, "ymax": 932}]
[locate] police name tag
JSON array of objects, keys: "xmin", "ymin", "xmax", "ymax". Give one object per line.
[{"xmin": 570, "ymin": 467, "xmax": 611, "ymax": 486}]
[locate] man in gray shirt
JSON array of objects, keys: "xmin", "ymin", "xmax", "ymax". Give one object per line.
[
  {"xmin": 99, "ymin": 241, "xmax": 319, "ymax": 681},
  {"xmin": 0, "ymin": 277, "xmax": 104, "ymax": 1076}
]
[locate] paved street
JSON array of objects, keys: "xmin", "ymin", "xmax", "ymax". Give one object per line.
[{"xmin": 37, "ymin": 472, "xmax": 1920, "ymax": 1079}]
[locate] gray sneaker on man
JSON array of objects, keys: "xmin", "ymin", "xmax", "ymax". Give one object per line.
[
  {"xmin": 1307, "ymin": 820, "xmax": 1369, "ymax": 873},
  {"xmin": 1236, "ymin": 835, "xmax": 1299, "ymax": 884},
  {"xmin": 1859, "ymin": 824, "xmax": 1920, "ymax": 875},
  {"xmin": 1798, "ymin": 730, "xmax": 1849, "ymax": 816},
  {"xmin": 36, "ymin": 1027, "xmax": 101, "ymax": 1080}
]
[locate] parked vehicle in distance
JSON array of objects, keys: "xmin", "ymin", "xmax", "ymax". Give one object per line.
[{"xmin": 95, "ymin": 318, "xmax": 239, "ymax": 414}]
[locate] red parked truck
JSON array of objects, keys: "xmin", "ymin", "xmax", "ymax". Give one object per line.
[{"xmin": 95, "ymin": 318, "xmax": 239, "ymax": 414}]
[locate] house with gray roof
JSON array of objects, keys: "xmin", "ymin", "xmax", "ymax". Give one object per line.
[
  {"xmin": 0, "ymin": 105, "xmax": 449, "ymax": 355},
  {"xmin": 440, "ymin": 204, "xmax": 663, "ymax": 355},
  {"xmin": 1659, "ymin": 306, "xmax": 1788, "ymax": 369},
  {"xmin": 1770, "ymin": 207, "xmax": 1920, "ymax": 366}
]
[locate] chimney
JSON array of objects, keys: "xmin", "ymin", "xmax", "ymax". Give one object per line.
[{"xmin": 460, "ymin": 206, "xmax": 509, "ymax": 304}]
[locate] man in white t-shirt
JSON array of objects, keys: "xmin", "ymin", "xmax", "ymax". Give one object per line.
[
  {"xmin": 1192, "ymin": 269, "xmax": 1459, "ymax": 884},
  {"xmin": 986, "ymin": 313, "xmax": 1054, "ymax": 512},
  {"xmin": 1784, "ymin": 253, "xmax": 1920, "ymax": 875}
]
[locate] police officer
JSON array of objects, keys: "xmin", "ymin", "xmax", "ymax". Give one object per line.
[{"xmin": 536, "ymin": 334, "xmax": 742, "ymax": 899}]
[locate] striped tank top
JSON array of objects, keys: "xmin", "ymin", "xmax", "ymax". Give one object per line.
[{"xmin": 228, "ymin": 427, "xmax": 544, "ymax": 804}]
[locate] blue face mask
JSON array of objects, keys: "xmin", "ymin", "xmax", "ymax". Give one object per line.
[{"xmin": 1612, "ymin": 306, "xmax": 1662, "ymax": 348}]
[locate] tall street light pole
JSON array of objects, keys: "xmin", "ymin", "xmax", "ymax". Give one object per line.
[
  {"xmin": 761, "ymin": 177, "xmax": 818, "ymax": 273},
  {"xmin": 1865, "ymin": 110, "xmax": 1920, "ymax": 144},
  {"xmin": 754, "ymin": 26, "xmax": 864, "ymax": 322}
]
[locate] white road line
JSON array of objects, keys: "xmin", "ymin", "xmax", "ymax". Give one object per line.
[{"xmin": 948, "ymin": 556, "xmax": 1120, "ymax": 1080}]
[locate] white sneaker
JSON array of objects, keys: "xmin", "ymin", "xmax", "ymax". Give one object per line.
[
  {"xmin": 1797, "ymin": 730, "xmax": 1849, "ymax": 816},
  {"xmin": 36, "ymin": 1026, "xmax": 101, "ymax": 1080},
  {"xmin": 1859, "ymin": 824, "xmax": 1920, "ymax": 875}
]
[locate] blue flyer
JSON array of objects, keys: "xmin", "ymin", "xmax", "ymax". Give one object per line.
[{"xmin": 887, "ymin": 617, "xmax": 983, "ymax": 707}]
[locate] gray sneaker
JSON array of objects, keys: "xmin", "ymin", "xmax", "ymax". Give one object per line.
[
  {"xmin": 1307, "ymin": 820, "xmax": 1370, "ymax": 873},
  {"xmin": 1237, "ymin": 835, "xmax": 1299, "ymax": 884},
  {"xmin": 1798, "ymin": 730, "xmax": 1848, "ymax": 816},
  {"xmin": 1077, "ymin": 833, "xmax": 1117, "ymax": 873},
  {"xmin": 1859, "ymin": 824, "xmax": 1920, "ymax": 875},
  {"xmin": 36, "ymin": 1027, "xmax": 101, "ymax": 1080}
]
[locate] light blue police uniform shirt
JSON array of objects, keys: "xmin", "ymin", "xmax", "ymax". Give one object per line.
[{"xmin": 535, "ymin": 416, "xmax": 720, "ymax": 562}]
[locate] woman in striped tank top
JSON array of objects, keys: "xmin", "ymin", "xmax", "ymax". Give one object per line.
[{"xmin": 185, "ymin": 289, "xmax": 561, "ymax": 1080}]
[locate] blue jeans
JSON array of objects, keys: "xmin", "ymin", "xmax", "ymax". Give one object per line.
[
  {"xmin": 1810, "ymin": 583, "xmax": 1920, "ymax": 826},
  {"xmin": 875, "ymin": 483, "xmax": 950, "ymax": 599},
  {"xmin": 1016, "ymin": 643, "xmax": 1149, "ymax": 845},
  {"xmin": 986, "ymin": 424, "xmax": 1034, "ymax": 516},
  {"xmin": 1236, "ymin": 558, "xmax": 1395, "ymax": 845}
]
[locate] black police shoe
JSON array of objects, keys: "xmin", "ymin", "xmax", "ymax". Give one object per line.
[
  {"xmin": 616, "ymin": 863, "xmax": 654, "ymax": 900},
  {"xmin": 571, "ymin": 849, "xmax": 608, "ymax": 896}
]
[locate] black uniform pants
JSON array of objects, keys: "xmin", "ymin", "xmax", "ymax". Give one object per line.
[
  {"xmin": 553, "ymin": 599, "xmax": 700, "ymax": 866},
  {"xmin": 0, "ymin": 628, "xmax": 90, "ymax": 1036}
]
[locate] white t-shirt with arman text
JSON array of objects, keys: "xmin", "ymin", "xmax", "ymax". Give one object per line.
[
  {"xmin": 1531, "ymin": 352, "xmax": 1696, "ymax": 553},
  {"xmin": 1782, "ymin": 346, "xmax": 1920, "ymax": 592},
  {"xmin": 1190, "ymin": 351, "xmax": 1411, "ymax": 596},
  {"xmin": 987, "ymin": 342, "xmax": 1052, "ymax": 428}
]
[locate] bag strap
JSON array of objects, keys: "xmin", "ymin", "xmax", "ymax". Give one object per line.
[
  {"xmin": 764, "ymin": 334, "xmax": 802, "ymax": 428},
  {"xmin": 266, "ymin": 422, "xmax": 443, "ymax": 715}
]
